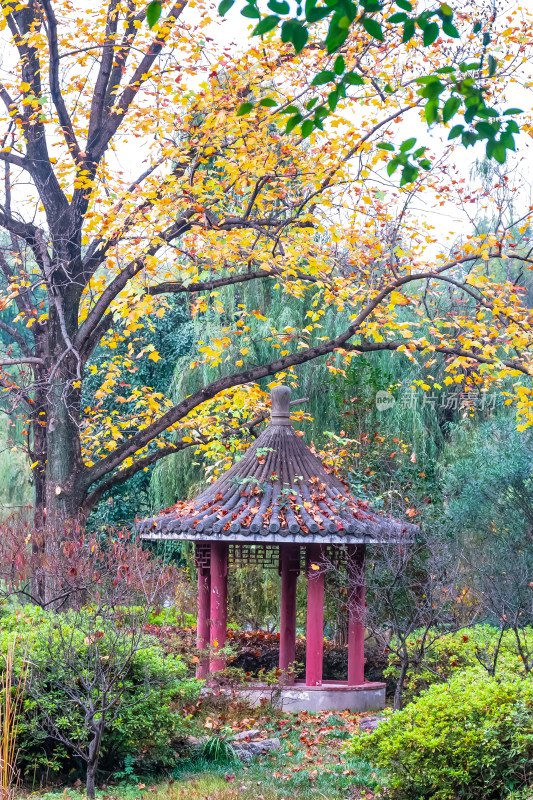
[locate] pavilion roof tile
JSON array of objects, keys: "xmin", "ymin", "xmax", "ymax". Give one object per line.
[{"xmin": 138, "ymin": 387, "xmax": 418, "ymax": 543}]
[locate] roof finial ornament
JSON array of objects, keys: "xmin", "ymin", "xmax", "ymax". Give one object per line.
[{"xmin": 270, "ymin": 385, "xmax": 291, "ymax": 426}]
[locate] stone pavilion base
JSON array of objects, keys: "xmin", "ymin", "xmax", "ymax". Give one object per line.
[{"xmin": 241, "ymin": 680, "xmax": 386, "ymax": 713}]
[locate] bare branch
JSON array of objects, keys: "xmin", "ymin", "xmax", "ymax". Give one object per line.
[{"xmin": 0, "ymin": 356, "xmax": 43, "ymax": 366}]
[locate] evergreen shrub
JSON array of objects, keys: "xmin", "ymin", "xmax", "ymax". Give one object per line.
[
  {"xmin": 349, "ymin": 669, "xmax": 533, "ymax": 800},
  {"xmin": 0, "ymin": 606, "xmax": 200, "ymax": 782}
]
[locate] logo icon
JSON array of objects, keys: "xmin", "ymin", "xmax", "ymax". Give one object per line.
[{"xmin": 375, "ymin": 390, "xmax": 396, "ymax": 411}]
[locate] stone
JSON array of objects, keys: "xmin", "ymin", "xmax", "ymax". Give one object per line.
[
  {"xmin": 233, "ymin": 737, "xmax": 281, "ymax": 763},
  {"xmin": 233, "ymin": 728, "xmax": 261, "ymax": 742},
  {"xmin": 359, "ymin": 715, "xmax": 385, "ymax": 732}
]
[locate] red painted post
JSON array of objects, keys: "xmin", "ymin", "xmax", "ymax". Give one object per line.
[
  {"xmin": 196, "ymin": 558, "xmax": 211, "ymax": 679},
  {"xmin": 279, "ymin": 544, "xmax": 300, "ymax": 683},
  {"xmin": 347, "ymin": 544, "xmax": 366, "ymax": 686},
  {"xmin": 209, "ymin": 541, "xmax": 228, "ymax": 673},
  {"xmin": 305, "ymin": 544, "xmax": 325, "ymax": 687}
]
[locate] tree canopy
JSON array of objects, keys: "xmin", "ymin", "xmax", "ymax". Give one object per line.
[{"xmin": 0, "ymin": 0, "xmax": 532, "ymax": 528}]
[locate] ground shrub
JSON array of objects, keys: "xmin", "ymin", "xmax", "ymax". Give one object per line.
[
  {"xmin": 348, "ymin": 669, "xmax": 533, "ymax": 800},
  {"xmin": 0, "ymin": 606, "xmax": 200, "ymax": 783},
  {"xmin": 385, "ymin": 625, "xmax": 531, "ymax": 702}
]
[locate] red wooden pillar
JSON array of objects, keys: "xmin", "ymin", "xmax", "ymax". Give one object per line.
[
  {"xmin": 209, "ymin": 541, "xmax": 228, "ymax": 673},
  {"xmin": 279, "ymin": 544, "xmax": 300, "ymax": 683},
  {"xmin": 305, "ymin": 544, "xmax": 325, "ymax": 687},
  {"xmin": 196, "ymin": 552, "xmax": 211, "ymax": 679},
  {"xmin": 347, "ymin": 544, "xmax": 366, "ymax": 686}
]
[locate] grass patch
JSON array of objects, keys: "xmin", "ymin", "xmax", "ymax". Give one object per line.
[{"xmin": 23, "ymin": 710, "xmax": 381, "ymax": 800}]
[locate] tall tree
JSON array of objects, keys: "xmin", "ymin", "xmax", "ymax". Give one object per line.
[{"xmin": 0, "ymin": 0, "xmax": 532, "ymax": 542}]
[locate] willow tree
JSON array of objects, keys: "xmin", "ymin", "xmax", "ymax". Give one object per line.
[{"xmin": 0, "ymin": 0, "xmax": 532, "ymax": 538}]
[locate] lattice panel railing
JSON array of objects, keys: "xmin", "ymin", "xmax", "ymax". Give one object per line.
[{"xmin": 195, "ymin": 542, "xmax": 348, "ymax": 572}]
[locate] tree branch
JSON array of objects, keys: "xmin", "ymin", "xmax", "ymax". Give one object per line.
[
  {"xmin": 80, "ymin": 252, "xmax": 513, "ymax": 489},
  {"xmin": 87, "ymin": 0, "xmax": 189, "ymax": 163},
  {"xmin": 0, "ymin": 321, "xmax": 33, "ymax": 358},
  {"xmin": 147, "ymin": 267, "xmax": 322, "ymax": 297},
  {"xmin": 0, "ymin": 356, "xmax": 43, "ymax": 366},
  {"xmin": 348, "ymin": 340, "xmax": 532, "ymax": 376},
  {"xmin": 41, "ymin": 0, "xmax": 82, "ymax": 162},
  {"xmin": 74, "ymin": 211, "xmax": 196, "ymax": 353},
  {"xmin": 83, "ymin": 396, "xmax": 309, "ymax": 513}
]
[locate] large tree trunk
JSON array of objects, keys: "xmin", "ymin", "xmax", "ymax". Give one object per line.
[{"xmin": 44, "ymin": 304, "xmax": 86, "ymax": 526}]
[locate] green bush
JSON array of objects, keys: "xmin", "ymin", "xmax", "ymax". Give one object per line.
[
  {"xmin": 385, "ymin": 625, "xmax": 531, "ymax": 703},
  {"xmin": 348, "ymin": 670, "xmax": 533, "ymax": 800},
  {"xmin": 0, "ymin": 606, "xmax": 201, "ymax": 782}
]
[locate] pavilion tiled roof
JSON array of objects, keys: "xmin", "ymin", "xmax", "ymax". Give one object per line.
[{"xmin": 138, "ymin": 386, "xmax": 418, "ymax": 544}]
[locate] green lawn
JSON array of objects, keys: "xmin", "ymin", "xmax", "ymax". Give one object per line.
[{"xmin": 31, "ymin": 710, "xmax": 381, "ymax": 800}]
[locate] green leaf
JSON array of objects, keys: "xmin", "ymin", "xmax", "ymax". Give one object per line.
[
  {"xmin": 311, "ymin": 70, "xmax": 336, "ymax": 86},
  {"xmin": 306, "ymin": 4, "xmax": 330, "ymax": 23},
  {"xmin": 423, "ymin": 21, "xmax": 439, "ymax": 46},
  {"xmin": 334, "ymin": 55, "xmax": 345, "ymax": 75},
  {"xmin": 473, "ymin": 21, "xmax": 482, "ymax": 33},
  {"xmin": 475, "ymin": 120, "xmax": 498, "ymax": 139},
  {"xmin": 241, "ymin": 4, "xmax": 261, "ymax": 17},
  {"xmin": 425, "ymin": 97, "xmax": 439, "ymax": 124},
  {"xmin": 499, "ymin": 132, "xmax": 516, "ymax": 152},
  {"xmin": 400, "ymin": 137, "xmax": 416, "ymax": 152},
  {"xmin": 286, "ymin": 113, "xmax": 302, "ymax": 133},
  {"xmin": 306, "ymin": 97, "xmax": 318, "ymax": 110},
  {"xmin": 387, "ymin": 159, "xmax": 399, "ymax": 176},
  {"xmin": 146, "ymin": 0, "xmax": 162, "ymax": 28},
  {"xmin": 344, "ymin": 72, "xmax": 365, "ymax": 85},
  {"xmin": 490, "ymin": 142, "xmax": 507, "ymax": 164},
  {"xmin": 328, "ymin": 89, "xmax": 339, "ymax": 110},
  {"xmin": 461, "ymin": 130, "xmax": 477, "ymax": 146},
  {"xmin": 388, "ymin": 12, "xmax": 408, "ymax": 22},
  {"xmin": 361, "ymin": 17, "xmax": 384, "ymax": 41},
  {"xmin": 442, "ymin": 96, "xmax": 461, "ymax": 123},
  {"xmin": 326, "ymin": 14, "xmax": 351, "ymax": 52},
  {"xmin": 281, "ymin": 19, "xmax": 308, "ymax": 51},
  {"xmin": 218, "ymin": 0, "xmax": 234, "ymax": 15},
  {"xmin": 259, "ymin": 97, "xmax": 278, "ymax": 107},
  {"xmin": 237, "ymin": 102, "xmax": 254, "ymax": 116},
  {"xmin": 400, "ymin": 164, "xmax": 418, "ymax": 185},
  {"xmin": 253, "ymin": 14, "xmax": 280, "ymax": 34},
  {"xmin": 448, "ymin": 123, "xmax": 463, "ymax": 139},
  {"xmin": 377, "ymin": 142, "xmax": 395, "ymax": 151},
  {"xmin": 488, "ymin": 54, "xmax": 497, "ymax": 76},
  {"xmin": 442, "ymin": 20, "xmax": 459, "ymax": 38},
  {"xmin": 395, "ymin": 0, "xmax": 412, "ymax": 10},
  {"xmin": 301, "ymin": 119, "xmax": 314, "ymax": 138},
  {"xmin": 459, "ymin": 61, "xmax": 480, "ymax": 72},
  {"xmin": 267, "ymin": 0, "xmax": 290, "ymax": 12},
  {"xmin": 503, "ymin": 108, "xmax": 523, "ymax": 115},
  {"xmin": 402, "ymin": 18, "xmax": 415, "ymax": 42}
]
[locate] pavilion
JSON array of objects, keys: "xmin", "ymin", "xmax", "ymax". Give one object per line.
[{"xmin": 138, "ymin": 386, "xmax": 417, "ymax": 711}]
